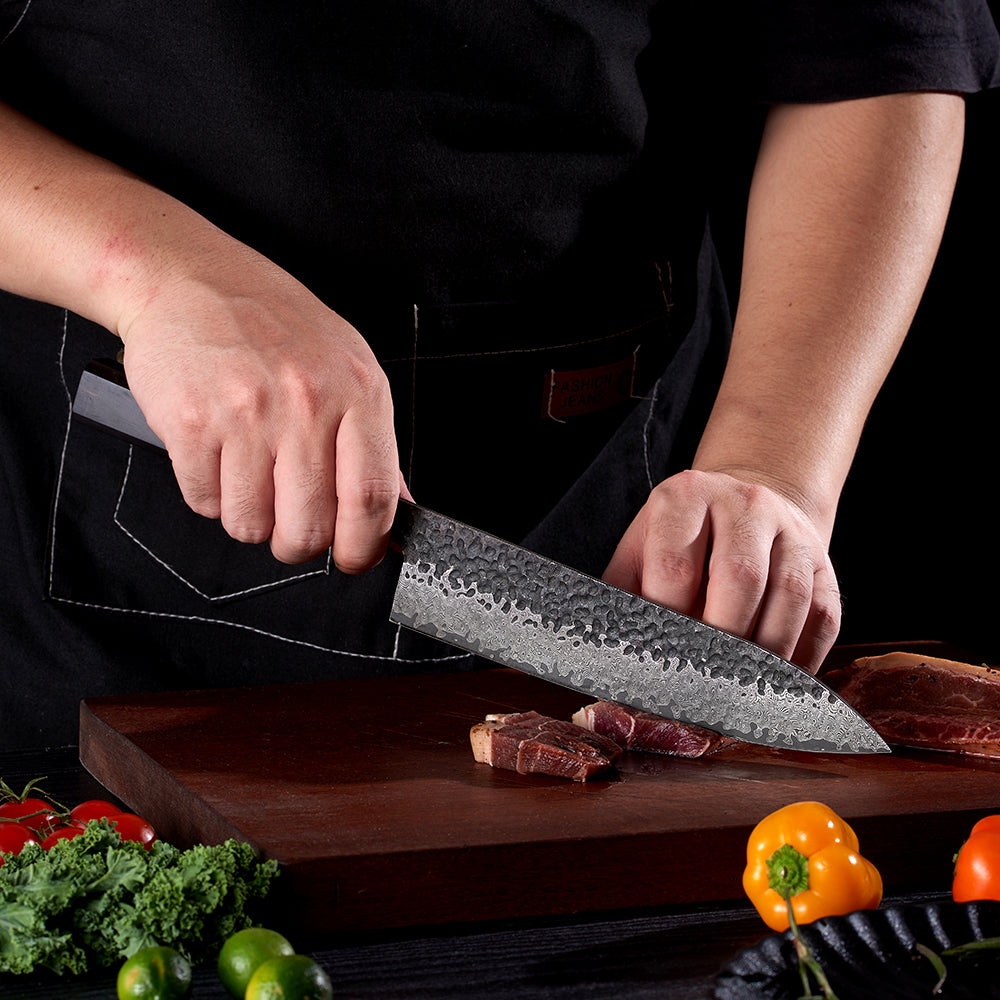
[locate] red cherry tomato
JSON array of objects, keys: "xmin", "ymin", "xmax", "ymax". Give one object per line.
[
  {"xmin": 69, "ymin": 799, "xmax": 124, "ymax": 828},
  {"xmin": 109, "ymin": 813, "xmax": 157, "ymax": 849},
  {"xmin": 0, "ymin": 798, "xmax": 58, "ymax": 837},
  {"xmin": 41, "ymin": 826, "xmax": 84, "ymax": 849},
  {"xmin": 0, "ymin": 822, "xmax": 39, "ymax": 864}
]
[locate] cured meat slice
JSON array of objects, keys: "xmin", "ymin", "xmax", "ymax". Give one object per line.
[
  {"xmin": 470, "ymin": 710, "xmax": 622, "ymax": 781},
  {"xmin": 572, "ymin": 701, "xmax": 728, "ymax": 757},
  {"xmin": 825, "ymin": 651, "xmax": 1000, "ymax": 756}
]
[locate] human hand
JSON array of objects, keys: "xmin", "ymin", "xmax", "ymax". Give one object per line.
[
  {"xmin": 601, "ymin": 470, "xmax": 841, "ymax": 673},
  {"xmin": 119, "ymin": 244, "xmax": 403, "ymax": 570}
]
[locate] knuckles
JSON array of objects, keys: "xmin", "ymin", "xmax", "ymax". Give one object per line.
[
  {"xmin": 173, "ymin": 470, "xmax": 222, "ymax": 520},
  {"xmin": 223, "ymin": 513, "xmax": 275, "ymax": 547},
  {"xmin": 770, "ymin": 561, "xmax": 817, "ymax": 607},
  {"xmin": 272, "ymin": 525, "xmax": 335, "ymax": 565},
  {"xmin": 339, "ymin": 475, "xmax": 402, "ymax": 521},
  {"xmin": 810, "ymin": 589, "xmax": 843, "ymax": 640},
  {"xmin": 332, "ymin": 549, "xmax": 383, "ymax": 575},
  {"xmin": 713, "ymin": 552, "xmax": 769, "ymax": 594},
  {"xmin": 645, "ymin": 549, "xmax": 704, "ymax": 589}
]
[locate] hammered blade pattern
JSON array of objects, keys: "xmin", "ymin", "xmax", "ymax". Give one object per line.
[{"xmin": 390, "ymin": 502, "xmax": 889, "ymax": 754}]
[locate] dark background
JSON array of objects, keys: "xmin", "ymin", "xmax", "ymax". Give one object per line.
[{"xmin": 831, "ymin": 85, "xmax": 999, "ymax": 659}]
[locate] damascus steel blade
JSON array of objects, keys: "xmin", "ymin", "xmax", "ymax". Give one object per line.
[{"xmin": 390, "ymin": 501, "xmax": 889, "ymax": 754}]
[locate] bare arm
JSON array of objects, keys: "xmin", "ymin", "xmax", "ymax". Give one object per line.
[
  {"xmin": 0, "ymin": 100, "xmax": 402, "ymax": 569},
  {"xmin": 604, "ymin": 92, "xmax": 965, "ymax": 670}
]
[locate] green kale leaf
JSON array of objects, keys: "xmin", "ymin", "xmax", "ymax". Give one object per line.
[{"xmin": 0, "ymin": 820, "xmax": 279, "ymax": 976}]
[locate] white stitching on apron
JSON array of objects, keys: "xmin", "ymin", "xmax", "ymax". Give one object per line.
[
  {"xmin": 47, "ymin": 309, "xmax": 74, "ymax": 597},
  {"xmin": 43, "ymin": 597, "xmax": 472, "ymax": 663},
  {"xmin": 544, "ymin": 370, "xmax": 568, "ymax": 424},
  {"xmin": 0, "ymin": 0, "xmax": 32, "ymax": 46},
  {"xmin": 111, "ymin": 446, "xmax": 332, "ymax": 602},
  {"xmin": 49, "ymin": 311, "xmax": 467, "ymax": 665},
  {"xmin": 641, "ymin": 378, "xmax": 661, "ymax": 491}
]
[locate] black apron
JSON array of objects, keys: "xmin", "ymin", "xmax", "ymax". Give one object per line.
[{"xmin": 0, "ymin": 241, "xmax": 730, "ymax": 748}]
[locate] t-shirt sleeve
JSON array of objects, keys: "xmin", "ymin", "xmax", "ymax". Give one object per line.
[{"xmin": 745, "ymin": 0, "xmax": 1000, "ymax": 102}]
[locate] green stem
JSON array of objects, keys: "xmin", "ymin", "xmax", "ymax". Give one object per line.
[
  {"xmin": 0, "ymin": 776, "xmax": 66, "ymax": 814},
  {"xmin": 784, "ymin": 891, "xmax": 840, "ymax": 1000},
  {"xmin": 913, "ymin": 943, "xmax": 948, "ymax": 995},
  {"xmin": 942, "ymin": 936, "xmax": 1000, "ymax": 956},
  {"xmin": 913, "ymin": 935, "xmax": 1000, "ymax": 996}
]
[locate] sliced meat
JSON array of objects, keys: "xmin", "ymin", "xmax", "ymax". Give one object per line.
[
  {"xmin": 572, "ymin": 700, "xmax": 728, "ymax": 757},
  {"xmin": 825, "ymin": 651, "xmax": 1000, "ymax": 756},
  {"xmin": 470, "ymin": 710, "xmax": 621, "ymax": 781}
]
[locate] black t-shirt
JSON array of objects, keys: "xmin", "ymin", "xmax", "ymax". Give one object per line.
[
  {"xmin": 0, "ymin": 0, "xmax": 997, "ymax": 747},
  {"xmin": 1, "ymin": 1, "xmax": 996, "ymax": 303}
]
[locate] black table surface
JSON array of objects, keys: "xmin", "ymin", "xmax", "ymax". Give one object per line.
[{"xmin": 0, "ymin": 744, "xmax": 948, "ymax": 1000}]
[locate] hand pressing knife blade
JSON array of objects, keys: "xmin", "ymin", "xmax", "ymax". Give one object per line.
[{"xmin": 72, "ymin": 359, "xmax": 890, "ymax": 754}]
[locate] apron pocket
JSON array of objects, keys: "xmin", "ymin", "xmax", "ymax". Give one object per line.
[
  {"xmin": 112, "ymin": 445, "xmax": 330, "ymax": 603},
  {"xmin": 46, "ymin": 327, "xmax": 428, "ymax": 663}
]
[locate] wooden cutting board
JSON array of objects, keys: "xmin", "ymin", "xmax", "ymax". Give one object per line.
[{"xmin": 79, "ymin": 644, "xmax": 1000, "ymax": 938}]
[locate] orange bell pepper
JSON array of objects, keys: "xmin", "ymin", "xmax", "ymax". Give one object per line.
[
  {"xmin": 953, "ymin": 815, "xmax": 1000, "ymax": 903},
  {"xmin": 743, "ymin": 800, "xmax": 883, "ymax": 932}
]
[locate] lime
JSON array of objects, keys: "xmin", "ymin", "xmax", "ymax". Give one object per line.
[
  {"xmin": 245, "ymin": 954, "xmax": 334, "ymax": 1000},
  {"xmin": 116, "ymin": 946, "xmax": 192, "ymax": 1000},
  {"xmin": 217, "ymin": 926, "xmax": 296, "ymax": 998}
]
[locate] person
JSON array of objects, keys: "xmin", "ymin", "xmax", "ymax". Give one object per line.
[{"xmin": 0, "ymin": 2, "xmax": 997, "ymax": 749}]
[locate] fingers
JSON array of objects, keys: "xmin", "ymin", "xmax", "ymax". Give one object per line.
[
  {"xmin": 171, "ymin": 444, "xmax": 224, "ymax": 521},
  {"xmin": 219, "ymin": 376, "xmax": 399, "ymax": 568},
  {"xmin": 604, "ymin": 489, "xmax": 711, "ymax": 617},
  {"xmin": 741, "ymin": 537, "xmax": 814, "ymax": 661},
  {"xmin": 747, "ymin": 529, "xmax": 843, "ymax": 672},
  {"xmin": 219, "ymin": 436, "xmax": 278, "ymax": 545},
  {"xmin": 173, "ymin": 418, "xmax": 399, "ymax": 569},
  {"xmin": 701, "ymin": 504, "xmax": 841, "ymax": 673},
  {"xmin": 125, "ymin": 283, "xmax": 401, "ymax": 569},
  {"xmin": 601, "ymin": 526, "xmax": 643, "ymax": 598},
  {"xmin": 603, "ymin": 470, "xmax": 841, "ymax": 672},
  {"xmin": 327, "ymin": 400, "xmax": 400, "ymax": 574},
  {"xmin": 170, "ymin": 403, "xmax": 400, "ymax": 568},
  {"xmin": 788, "ymin": 564, "xmax": 842, "ymax": 673},
  {"xmin": 270, "ymin": 443, "xmax": 337, "ymax": 565}
]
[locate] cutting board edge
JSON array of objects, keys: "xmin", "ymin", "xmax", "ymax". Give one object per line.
[
  {"xmin": 75, "ymin": 644, "xmax": 995, "ymax": 935},
  {"xmin": 79, "ymin": 698, "xmax": 259, "ymax": 852},
  {"xmin": 258, "ymin": 825, "xmax": 754, "ymax": 937},
  {"xmin": 250, "ymin": 810, "xmax": 966, "ymax": 939}
]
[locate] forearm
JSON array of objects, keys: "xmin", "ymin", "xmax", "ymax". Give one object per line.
[
  {"xmin": 0, "ymin": 99, "xmax": 238, "ymax": 335},
  {"xmin": 0, "ymin": 100, "xmax": 401, "ymax": 568},
  {"xmin": 694, "ymin": 92, "xmax": 965, "ymax": 539}
]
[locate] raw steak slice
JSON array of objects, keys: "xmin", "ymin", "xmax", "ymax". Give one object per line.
[
  {"xmin": 571, "ymin": 701, "xmax": 728, "ymax": 757},
  {"xmin": 470, "ymin": 710, "xmax": 622, "ymax": 781},
  {"xmin": 825, "ymin": 651, "xmax": 1000, "ymax": 756}
]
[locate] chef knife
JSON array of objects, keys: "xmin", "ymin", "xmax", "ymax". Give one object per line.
[{"xmin": 72, "ymin": 360, "xmax": 890, "ymax": 754}]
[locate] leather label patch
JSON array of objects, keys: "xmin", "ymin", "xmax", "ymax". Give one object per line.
[{"xmin": 543, "ymin": 356, "xmax": 636, "ymax": 420}]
